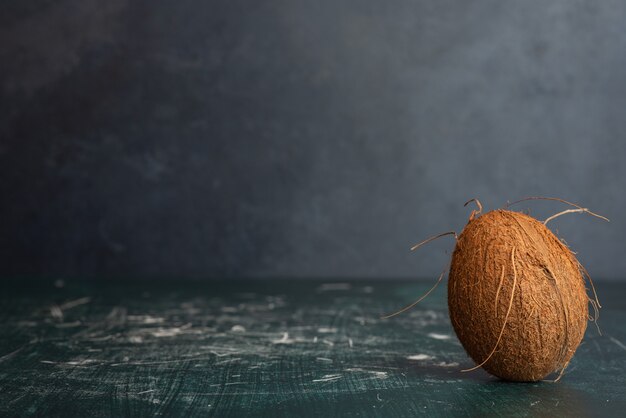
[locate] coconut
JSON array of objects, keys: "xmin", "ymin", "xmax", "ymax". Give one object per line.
[
  {"xmin": 383, "ymin": 198, "xmax": 606, "ymax": 381},
  {"xmin": 448, "ymin": 209, "xmax": 591, "ymax": 381}
]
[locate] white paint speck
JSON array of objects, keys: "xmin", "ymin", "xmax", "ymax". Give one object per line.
[
  {"xmin": 428, "ymin": 333, "xmax": 451, "ymax": 340},
  {"xmin": 348, "ymin": 338, "xmax": 353, "ymax": 348},
  {"xmin": 437, "ymin": 361, "xmax": 459, "ymax": 368},
  {"xmin": 231, "ymin": 325, "xmax": 246, "ymax": 333},
  {"xmin": 128, "ymin": 315, "xmax": 164, "ymax": 324},
  {"xmin": 317, "ymin": 327, "xmax": 337, "ymax": 333},
  {"xmin": 150, "ymin": 323, "xmax": 192, "ymax": 338},
  {"xmin": 353, "ymin": 317, "xmax": 367, "ymax": 326},
  {"xmin": 272, "ymin": 332, "xmax": 293, "ymax": 344},
  {"xmin": 407, "ymin": 354, "xmax": 433, "ymax": 361}
]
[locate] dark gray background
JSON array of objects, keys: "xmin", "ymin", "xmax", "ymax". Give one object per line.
[{"xmin": 1, "ymin": 0, "xmax": 624, "ymax": 280}]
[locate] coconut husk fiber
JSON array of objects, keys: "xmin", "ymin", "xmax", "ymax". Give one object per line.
[{"xmin": 448, "ymin": 209, "xmax": 589, "ymax": 382}]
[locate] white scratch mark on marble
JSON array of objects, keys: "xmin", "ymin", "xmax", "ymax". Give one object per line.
[
  {"xmin": 40, "ymin": 359, "xmax": 100, "ymax": 366},
  {"xmin": 345, "ymin": 368, "xmax": 389, "ymax": 379},
  {"xmin": 312, "ymin": 374, "xmax": 342, "ymax": 382},
  {"xmin": 209, "ymin": 382, "xmax": 252, "ymax": 387},
  {"xmin": 59, "ymin": 297, "xmax": 92, "ymax": 311},
  {"xmin": 214, "ymin": 358, "xmax": 242, "ymax": 365},
  {"xmin": 609, "ymin": 336, "xmax": 626, "ymax": 351},
  {"xmin": 0, "ymin": 347, "xmax": 24, "ymax": 363},
  {"xmin": 136, "ymin": 389, "xmax": 156, "ymax": 395},
  {"xmin": 369, "ymin": 371, "xmax": 388, "ymax": 379}
]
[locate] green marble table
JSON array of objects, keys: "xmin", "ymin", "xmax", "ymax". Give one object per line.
[{"xmin": 1, "ymin": 279, "xmax": 624, "ymax": 417}]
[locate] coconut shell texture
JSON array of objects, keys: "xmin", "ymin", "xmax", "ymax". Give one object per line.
[{"xmin": 448, "ymin": 210, "xmax": 589, "ymax": 381}]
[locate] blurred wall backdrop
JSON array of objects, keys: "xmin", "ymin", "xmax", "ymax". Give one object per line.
[{"xmin": 1, "ymin": 1, "xmax": 625, "ymax": 280}]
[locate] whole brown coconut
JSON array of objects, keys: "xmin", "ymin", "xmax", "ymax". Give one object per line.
[{"xmin": 448, "ymin": 209, "xmax": 590, "ymax": 382}]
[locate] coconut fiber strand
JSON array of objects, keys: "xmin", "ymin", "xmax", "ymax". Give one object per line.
[{"xmin": 448, "ymin": 210, "xmax": 589, "ymax": 382}]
